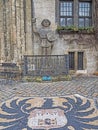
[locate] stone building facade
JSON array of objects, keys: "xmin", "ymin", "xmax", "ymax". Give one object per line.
[{"xmin": 0, "ymin": 0, "xmax": 98, "ymax": 74}]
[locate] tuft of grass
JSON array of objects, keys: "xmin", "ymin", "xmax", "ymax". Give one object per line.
[{"xmin": 35, "ymin": 77, "xmax": 42, "ymax": 82}]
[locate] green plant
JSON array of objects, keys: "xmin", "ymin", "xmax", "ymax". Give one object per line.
[
  {"xmin": 23, "ymin": 76, "xmax": 32, "ymax": 82},
  {"xmin": 60, "ymin": 75, "xmax": 72, "ymax": 81},
  {"xmin": 57, "ymin": 25, "xmax": 78, "ymax": 31},
  {"xmin": 52, "ymin": 76, "xmax": 59, "ymax": 82},
  {"xmin": 35, "ymin": 77, "xmax": 42, "ymax": 82},
  {"xmin": 65, "ymin": 75, "xmax": 72, "ymax": 81},
  {"xmin": 52, "ymin": 75, "xmax": 72, "ymax": 81},
  {"xmin": 26, "ymin": 78, "xmax": 32, "ymax": 82},
  {"xmin": 78, "ymin": 27, "xmax": 85, "ymax": 31},
  {"xmin": 86, "ymin": 27, "xmax": 94, "ymax": 33},
  {"xmin": 67, "ymin": 25, "xmax": 78, "ymax": 31},
  {"xmin": 57, "ymin": 25, "xmax": 94, "ymax": 33},
  {"xmin": 57, "ymin": 26, "xmax": 65, "ymax": 31},
  {"xmin": 78, "ymin": 26, "xmax": 94, "ymax": 33}
]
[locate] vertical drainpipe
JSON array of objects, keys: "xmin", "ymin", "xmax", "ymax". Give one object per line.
[
  {"xmin": 23, "ymin": 0, "xmax": 27, "ymax": 52},
  {"xmin": 94, "ymin": 0, "xmax": 98, "ymax": 70},
  {"xmin": 3, "ymin": 0, "xmax": 8, "ymax": 61},
  {"xmin": 55, "ymin": 0, "xmax": 59, "ymax": 25},
  {"xmin": 31, "ymin": 0, "xmax": 34, "ymax": 55}
]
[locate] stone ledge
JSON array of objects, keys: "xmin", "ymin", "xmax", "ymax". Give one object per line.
[{"xmin": 0, "ymin": 63, "xmax": 22, "ymax": 80}]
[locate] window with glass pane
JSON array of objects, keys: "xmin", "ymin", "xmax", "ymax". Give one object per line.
[
  {"xmin": 69, "ymin": 52, "xmax": 75, "ymax": 70},
  {"xmin": 60, "ymin": 0, "xmax": 73, "ymax": 26},
  {"xmin": 78, "ymin": 52, "xmax": 84, "ymax": 70},
  {"xmin": 79, "ymin": 1, "xmax": 92, "ymax": 27}
]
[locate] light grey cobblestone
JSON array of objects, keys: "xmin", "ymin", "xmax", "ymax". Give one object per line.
[{"xmin": 0, "ymin": 76, "xmax": 98, "ymax": 103}]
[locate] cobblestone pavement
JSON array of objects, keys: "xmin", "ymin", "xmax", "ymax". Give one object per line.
[
  {"xmin": 0, "ymin": 76, "xmax": 98, "ymax": 130},
  {"xmin": 0, "ymin": 76, "xmax": 98, "ymax": 103}
]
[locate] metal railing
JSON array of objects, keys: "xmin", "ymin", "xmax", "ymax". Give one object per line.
[{"xmin": 23, "ymin": 55, "xmax": 69, "ymax": 76}]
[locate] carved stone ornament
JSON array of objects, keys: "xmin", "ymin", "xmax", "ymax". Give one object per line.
[
  {"xmin": 47, "ymin": 31, "xmax": 57, "ymax": 42},
  {"xmin": 41, "ymin": 19, "xmax": 51, "ymax": 27}
]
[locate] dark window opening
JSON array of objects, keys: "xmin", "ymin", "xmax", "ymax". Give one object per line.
[
  {"xmin": 69, "ymin": 52, "xmax": 75, "ymax": 70},
  {"xmin": 78, "ymin": 52, "xmax": 84, "ymax": 70}
]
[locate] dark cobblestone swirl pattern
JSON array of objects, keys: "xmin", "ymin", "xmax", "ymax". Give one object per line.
[{"xmin": 0, "ymin": 95, "xmax": 98, "ymax": 130}]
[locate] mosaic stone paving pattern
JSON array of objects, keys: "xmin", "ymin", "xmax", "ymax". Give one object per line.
[{"xmin": 0, "ymin": 94, "xmax": 98, "ymax": 130}]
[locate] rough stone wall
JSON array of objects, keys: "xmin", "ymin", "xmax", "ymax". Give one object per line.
[
  {"xmin": 51, "ymin": 34, "xmax": 97, "ymax": 74},
  {"xmin": 33, "ymin": 0, "xmax": 56, "ymax": 29},
  {"xmin": 0, "ymin": 0, "xmax": 97, "ymax": 74},
  {"xmin": 32, "ymin": 0, "xmax": 98, "ymax": 74},
  {"xmin": 0, "ymin": 0, "xmax": 33, "ymax": 64}
]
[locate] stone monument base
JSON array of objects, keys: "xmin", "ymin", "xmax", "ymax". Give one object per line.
[{"xmin": 0, "ymin": 63, "xmax": 22, "ymax": 80}]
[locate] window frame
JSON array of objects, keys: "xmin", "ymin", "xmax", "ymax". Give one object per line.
[
  {"xmin": 59, "ymin": 0, "xmax": 74, "ymax": 26},
  {"xmin": 69, "ymin": 52, "xmax": 75, "ymax": 70},
  {"xmin": 78, "ymin": 52, "xmax": 84, "ymax": 70},
  {"xmin": 57, "ymin": 0, "xmax": 92, "ymax": 27},
  {"xmin": 68, "ymin": 51, "xmax": 85, "ymax": 71},
  {"xmin": 78, "ymin": 0, "xmax": 92, "ymax": 27}
]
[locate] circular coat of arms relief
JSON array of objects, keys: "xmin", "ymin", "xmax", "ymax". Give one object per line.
[{"xmin": 47, "ymin": 31, "xmax": 57, "ymax": 42}]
